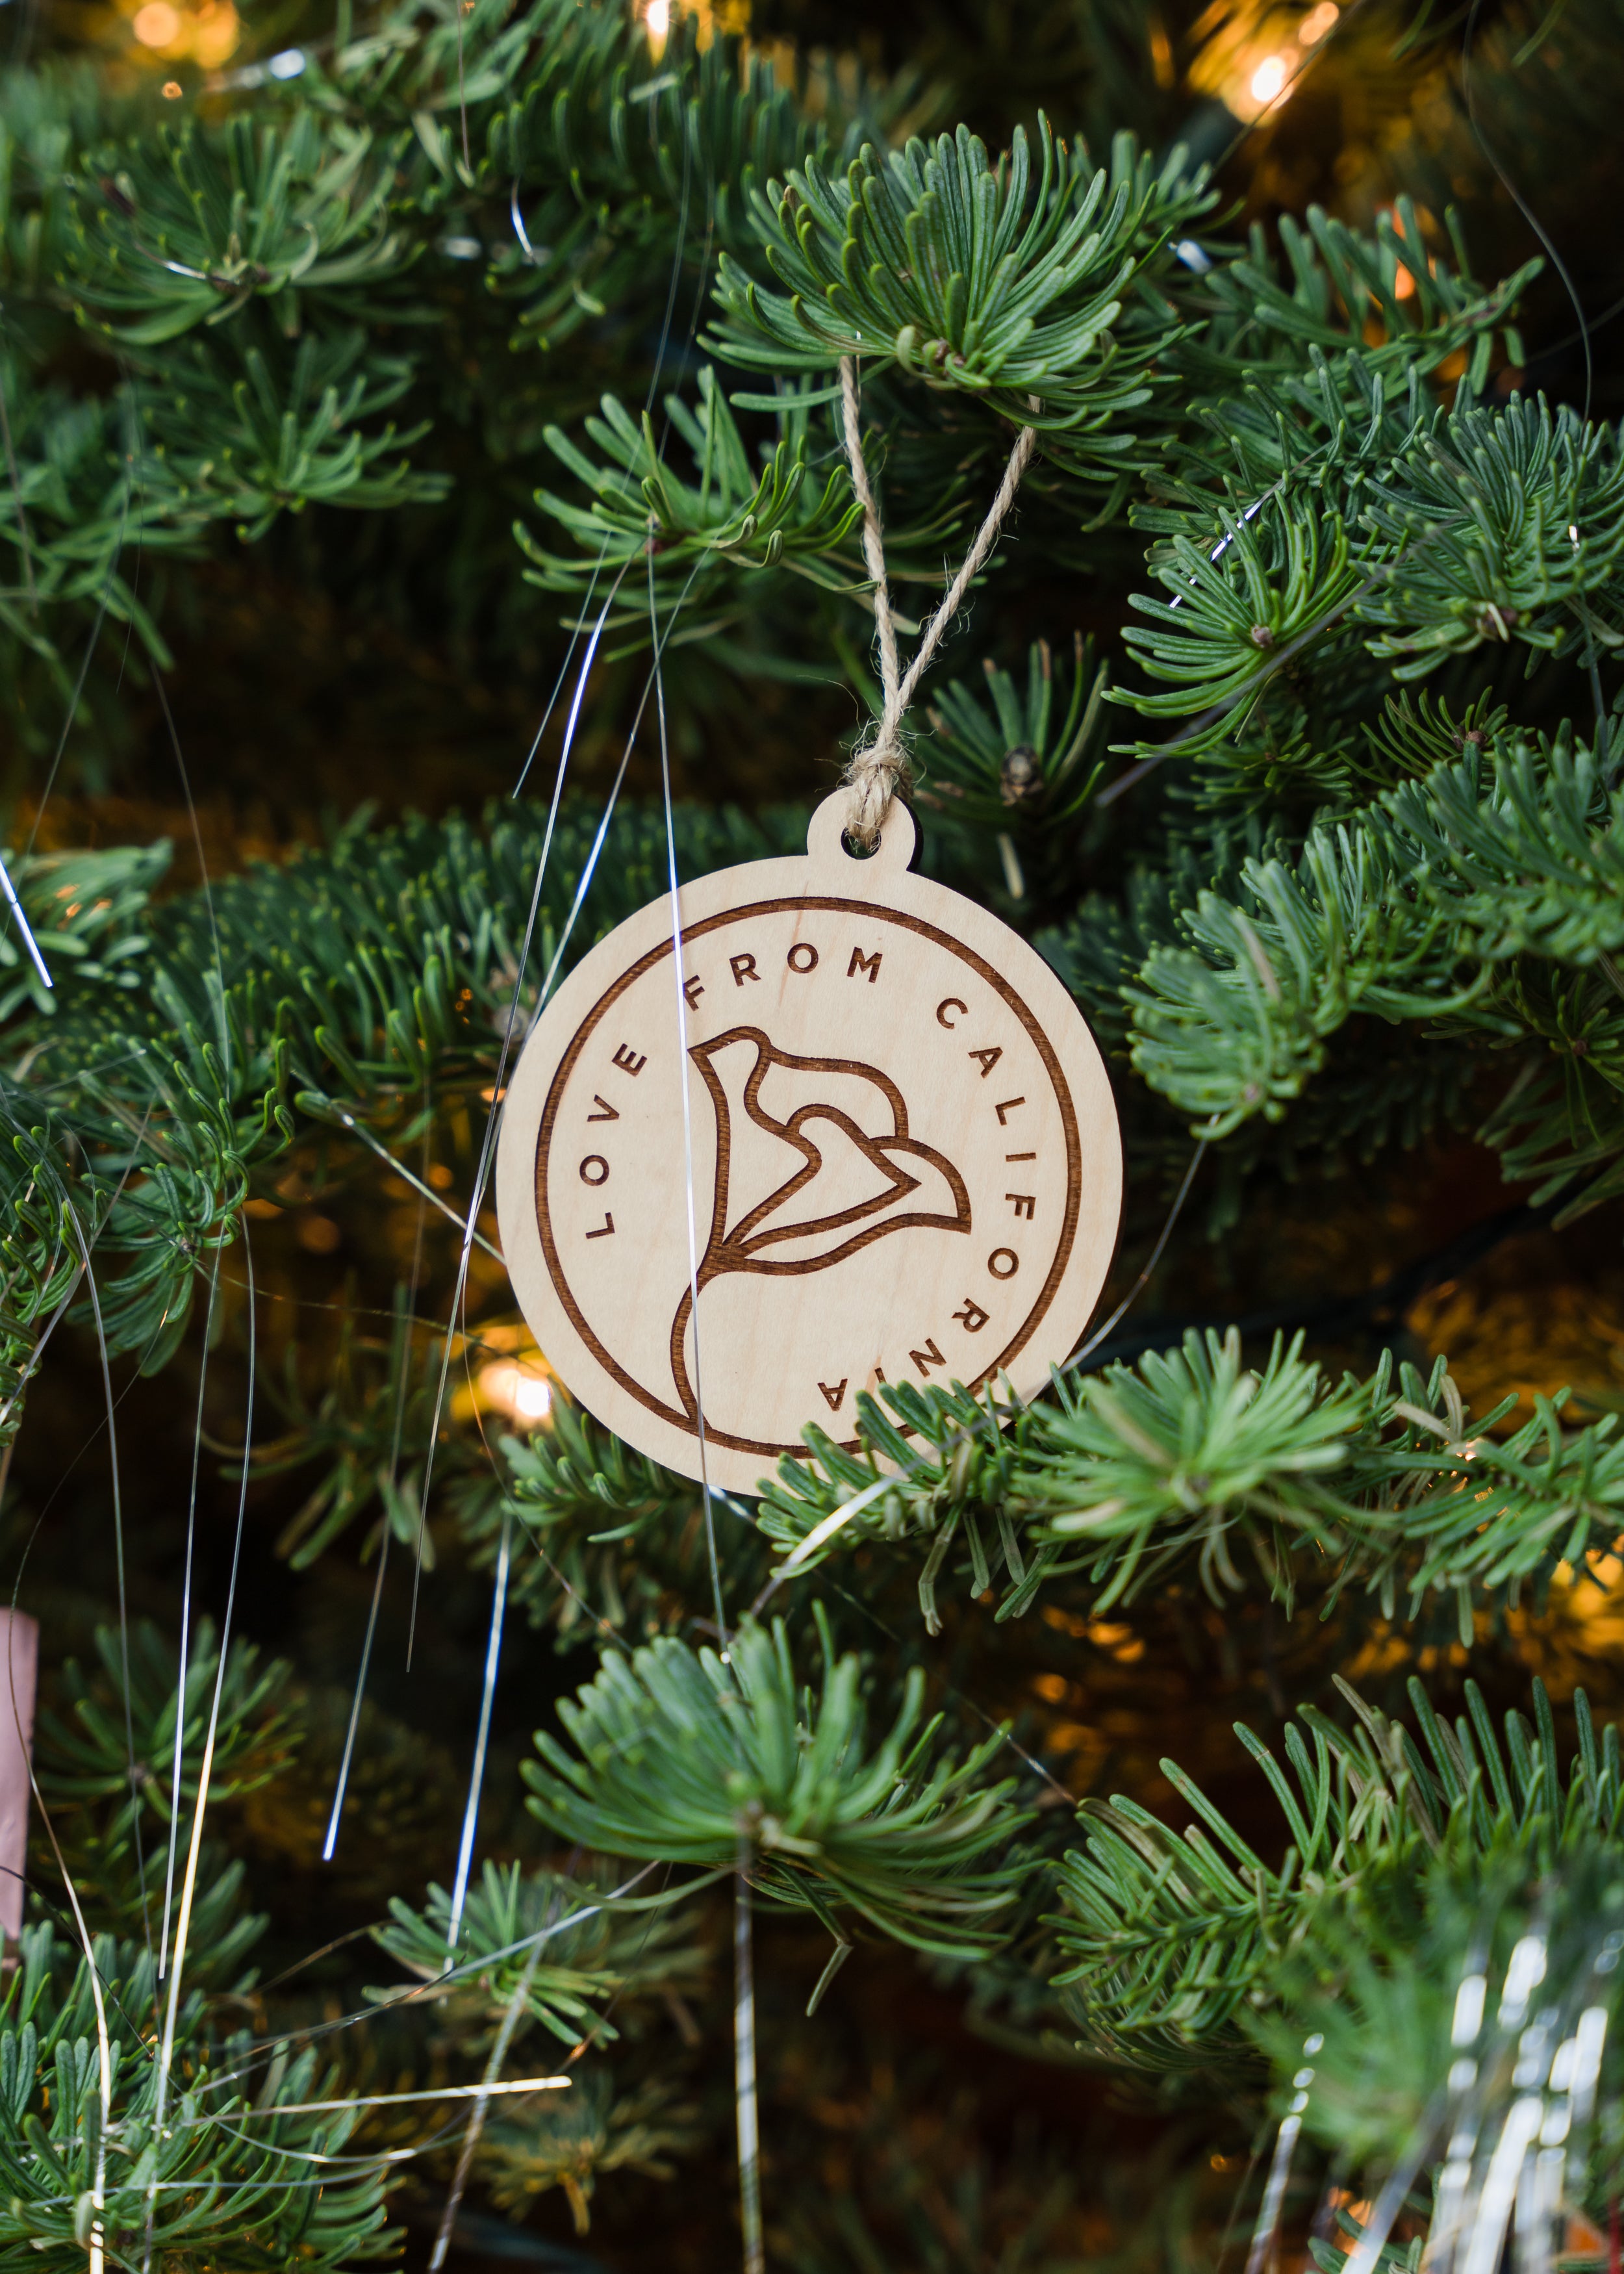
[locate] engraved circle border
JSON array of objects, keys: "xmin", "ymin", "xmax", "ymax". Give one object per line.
[{"xmin": 533, "ymin": 895, "xmax": 1086, "ymax": 1459}]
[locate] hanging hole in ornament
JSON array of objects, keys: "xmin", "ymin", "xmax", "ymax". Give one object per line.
[{"xmin": 806, "ymin": 791, "xmax": 917, "ymax": 875}]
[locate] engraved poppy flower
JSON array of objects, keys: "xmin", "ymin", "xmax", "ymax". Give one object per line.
[{"xmin": 669, "ymin": 1027, "xmax": 971, "ymax": 1418}]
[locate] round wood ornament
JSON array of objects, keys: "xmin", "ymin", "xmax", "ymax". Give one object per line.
[{"xmin": 495, "ymin": 794, "xmax": 1123, "ymax": 1493}]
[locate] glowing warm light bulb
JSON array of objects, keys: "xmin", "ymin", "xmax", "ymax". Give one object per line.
[
  {"xmin": 191, "ymin": 0, "xmax": 240, "ymax": 66},
  {"xmin": 1250, "ymin": 53, "xmax": 1288, "ymax": 102},
  {"xmin": 1299, "ymin": 0, "xmax": 1339, "ymax": 40},
  {"xmin": 642, "ymin": 0, "xmax": 671, "ymax": 58},
  {"xmin": 133, "ymin": 1, "xmax": 182, "ymax": 45},
  {"xmin": 476, "ymin": 1360, "xmax": 553, "ymax": 1426},
  {"xmin": 511, "ymin": 1373, "xmax": 552, "ymax": 1422}
]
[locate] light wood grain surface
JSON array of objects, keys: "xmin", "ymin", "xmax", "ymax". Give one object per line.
[{"xmin": 496, "ymin": 794, "xmax": 1123, "ymax": 1493}]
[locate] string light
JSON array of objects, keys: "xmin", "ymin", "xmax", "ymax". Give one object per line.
[
  {"xmin": 131, "ymin": 0, "xmax": 239, "ymax": 62},
  {"xmin": 190, "ymin": 1, "xmax": 241, "ymax": 66},
  {"xmin": 1193, "ymin": 6, "xmax": 1328, "ymax": 121},
  {"xmin": 477, "ymin": 1361, "xmax": 552, "ymax": 1425},
  {"xmin": 468, "ymin": 1327, "xmax": 554, "ymax": 1427},
  {"xmin": 133, "ymin": 1, "xmax": 181, "ymax": 44}
]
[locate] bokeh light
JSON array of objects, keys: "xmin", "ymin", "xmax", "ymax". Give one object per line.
[
  {"xmin": 133, "ymin": 2, "xmax": 181, "ymax": 46},
  {"xmin": 127, "ymin": 0, "xmax": 239, "ymax": 67},
  {"xmin": 475, "ymin": 1359, "xmax": 552, "ymax": 1427}
]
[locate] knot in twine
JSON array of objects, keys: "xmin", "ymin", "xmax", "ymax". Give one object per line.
[{"xmin": 838, "ymin": 356, "xmax": 1037, "ymax": 847}]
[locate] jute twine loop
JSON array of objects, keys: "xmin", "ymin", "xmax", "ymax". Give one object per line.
[{"xmin": 838, "ymin": 356, "xmax": 1037, "ymax": 847}]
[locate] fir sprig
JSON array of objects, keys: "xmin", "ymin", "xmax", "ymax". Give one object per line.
[
  {"xmin": 370, "ymin": 1858, "xmax": 708, "ymax": 2049},
  {"xmin": 1052, "ymin": 1675, "xmax": 1623, "ymax": 2072},
  {"xmin": 711, "ymin": 120, "xmax": 1211, "ymax": 456},
  {"xmin": 0, "ymin": 1924, "xmax": 396, "ymax": 2269},
  {"xmin": 920, "ymin": 633, "xmax": 1108, "ymax": 837},
  {"xmin": 522, "ymin": 1615, "xmax": 1032, "ymax": 1957},
  {"xmin": 68, "ymin": 112, "xmax": 413, "ymax": 346},
  {"xmin": 760, "ymin": 1337, "xmax": 1624, "ymax": 1631},
  {"xmin": 517, "ymin": 366, "xmax": 863, "ymax": 632}
]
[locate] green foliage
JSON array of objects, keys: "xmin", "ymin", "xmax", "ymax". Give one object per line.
[
  {"xmin": 140, "ymin": 328, "xmax": 448, "ymax": 539},
  {"xmin": 1358, "ymin": 685, "xmax": 1508, "ymax": 786},
  {"xmin": 253, "ymin": 1291, "xmax": 457, "ymax": 1571},
  {"xmin": 7, "ymin": 0, "xmax": 1624, "ymax": 2252},
  {"xmin": 0, "ymin": 361, "xmax": 185, "ymax": 740},
  {"xmin": 68, "ymin": 112, "xmax": 412, "ymax": 346},
  {"xmin": 0, "ymin": 1921, "xmax": 395, "ymax": 2270},
  {"xmin": 1183, "ymin": 200, "xmax": 1532, "ymax": 390},
  {"xmin": 1025, "ymin": 1329, "xmax": 1362, "ymax": 1602},
  {"xmin": 0, "ymin": 842, "xmax": 170, "ymax": 1023},
  {"xmin": 1388, "ymin": 735, "xmax": 1624, "ymax": 963},
  {"xmin": 370, "ymin": 1857, "xmax": 708, "ymax": 2049},
  {"xmin": 477, "ymin": 2063, "xmax": 700, "ymax": 2234},
  {"xmin": 1123, "ymin": 483, "xmax": 1362, "ymax": 730},
  {"xmin": 45, "ymin": 106, "xmax": 447, "ymax": 548},
  {"xmin": 1122, "ymin": 819, "xmax": 1477, "ymax": 1136},
  {"xmin": 31, "ymin": 1620, "xmax": 292, "ymax": 1971},
  {"xmin": 1250, "ymin": 1841, "xmax": 1624, "ymax": 2188},
  {"xmin": 0, "ymin": 798, "xmax": 803, "ymax": 1377},
  {"xmin": 36, "ymin": 1618, "xmax": 294, "ymax": 1835},
  {"xmin": 0, "ymin": 0, "xmax": 883, "ymax": 711},
  {"xmin": 1357, "ymin": 397, "xmax": 1624, "ymax": 675},
  {"xmin": 1114, "ymin": 392, "xmax": 1624, "ymax": 795},
  {"xmin": 711, "ymin": 121, "xmax": 1212, "ymax": 459},
  {"xmin": 0, "ymin": 1623, "xmax": 398, "ymax": 2264},
  {"xmin": 1051, "ymin": 1676, "xmax": 1622, "ymax": 2071},
  {"xmin": 1110, "ymin": 732, "xmax": 1624, "ymax": 1219},
  {"xmin": 920, "ymin": 633, "xmax": 1108, "ymax": 839},
  {"xmin": 517, "ymin": 365, "xmax": 863, "ymax": 632},
  {"xmin": 477, "ymin": 0, "xmax": 857, "ymax": 270},
  {"xmin": 522, "ymin": 1615, "xmax": 1031, "ymax": 1956},
  {"xmin": 459, "ymin": 1396, "xmax": 742, "ymax": 1645},
  {"xmin": 760, "ymin": 1334, "xmax": 1624, "ymax": 1631}
]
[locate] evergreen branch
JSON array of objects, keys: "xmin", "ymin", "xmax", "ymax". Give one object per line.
[
  {"xmin": 1050, "ymin": 1674, "xmax": 1619, "ymax": 2071},
  {"xmin": 758, "ymin": 1332, "xmax": 1624, "ymax": 1630},
  {"xmin": 141, "ymin": 331, "xmax": 449, "ymax": 537},
  {"xmin": 919, "ymin": 632, "xmax": 1108, "ymax": 839},
  {"xmin": 0, "ymin": 1923, "xmax": 397, "ymax": 2267},
  {"xmin": 1111, "ymin": 394, "xmax": 1621, "ymax": 801},
  {"xmin": 35, "ymin": 1618, "xmax": 294, "ymax": 1833},
  {"xmin": 1123, "ymin": 821, "xmax": 1480, "ymax": 1136},
  {"xmin": 1174, "ymin": 202, "xmax": 1536, "ymax": 398},
  {"xmin": 477, "ymin": 2064, "xmax": 700, "ymax": 2232},
  {"xmin": 0, "ymin": 801, "xmax": 805, "ymax": 1370},
  {"xmin": 517, "ymin": 365, "xmax": 863, "ymax": 622},
  {"xmin": 67, "ymin": 112, "xmax": 415, "ymax": 346},
  {"xmin": 521, "ymin": 1615, "xmax": 1032, "ymax": 1958},
  {"xmin": 710, "ymin": 121, "xmax": 1212, "ymax": 455},
  {"xmin": 454, "ymin": 1398, "xmax": 747, "ymax": 1646},
  {"xmin": 369, "ymin": 1858, "xmax": 707, "ymax": 2050}
]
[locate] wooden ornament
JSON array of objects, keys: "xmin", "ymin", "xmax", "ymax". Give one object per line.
[{"xmin": 496, "ymin": 793, "xmax": 1123, "ymax": 1493}]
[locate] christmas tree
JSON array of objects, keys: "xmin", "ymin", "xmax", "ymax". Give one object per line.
[{"xmin": 3, "ymin": 0, "xmax": 1624, "ymax": 2265}]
